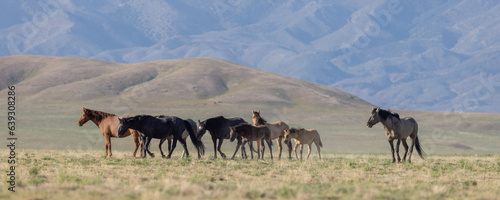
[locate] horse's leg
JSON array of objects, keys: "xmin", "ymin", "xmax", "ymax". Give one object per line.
[
  {"xmin": 316, "ymin": 141, "xmax": 322, "ymax": 160},
  {"xmin": 307, "ymin": 143, "xmax": 312, "ymax": 160},
  {"xmin": 261, "ymin": 140, "xmax": 266, "ymax": 160},
  {"xmin": 408, "ymin": 135, "xmax": 416, "ymax": 163},
  {"xmin": 299, "ymin": 144, "xmax": 304, "ymax": 160},
  {"xmin": 144, "ymin": 137, "xmax": 155, "ymax": 158},
  {"xmin": 139, "ymin": 136, "xmax": 144, "ymax": 157},
  {"xmin": 217, "ymin": 139, "xmax": 226, "ymax": 159},
  {"xmin": 257, "ymin": 140, "xmax": 262, "ymax": 160},
  {"xmin": 267, "ymin": 139, "xmax": 273, "ymax": 160},
  {"xmin": 402, "ymin": 139, "xmax": 409, "ymax": 162},
  {"xmin": 246, "ymin": 141, "xmax": 253, "ymax": 159},
  {"xmin": 141, "ymin": 136, "xmax": 147, "ymax": 158},
  {"xmin": 167, "ymin": 139, "xmax": 172, "ymax": 156},
  {"xmin": 179, "ymin": 136, "xmax": 189, "ymax": 158},
  {"xmin": 231, "ymin": 138, "xmax": 242, "ymax": 160},
  {"xmin": 293, "ymin": 143, "xmax": 299, "ymax": 160},
  {"xmin": 241, "ymin": 144, "xmax": 247, "ymax": 159},
  {"xmin": 262, "ymin": 140, "xmax": 266, "ymax": 160},
  {"xmin": 396, "ymin": 138, "xmax": 402, "ymax": 163},
  {"xmin": 388, "ymin": 140, "xmax": 395, "ymax": 163},
  {"xmin": 159, "ymin": 138, "xmax": 166, "ymax": 158},
  {"xmin": 166, "ymin": 138, "xmax": 178, "ymax": 159},
  {"xmin": 285, "ymin": 140, "xmax": 292, "ymax": 160},
  {"xmin": 211, "ymin": 136, "xmax": 218, "ymax": 159},
  {"xmin": 277, "ymin": 137, "xmax": 283, "ymax": 160},
  {"xmin": 104, "ymin": 135, "xmax": 110, "ymax": 158},
  {"xmin": 132, "ymin": 133, "xmax": 140, "ymax": 157}
]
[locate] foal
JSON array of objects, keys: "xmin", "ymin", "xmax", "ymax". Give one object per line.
[
  {"xmin": 284, "ymin": 128, "xmax": 323, "ymax": 160},
  {"xmin": 230, "ymin": 124, "xmax": 273, "ymax": 160}
]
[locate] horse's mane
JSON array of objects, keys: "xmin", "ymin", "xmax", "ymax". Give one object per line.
[
  {"xmin": 255, "ymin": 116, "xmax": 267, "ymax": 125},
  {"xmin": 289, "ymin": 127, "xmax": 304, "ymax": 133},
  {"xmin": 378, "ymin": 109, "xmax": 400, "ymax": 120},
  {"xmin": 85, "ymin": 108, "xmax": 116, "ymax": 122}
]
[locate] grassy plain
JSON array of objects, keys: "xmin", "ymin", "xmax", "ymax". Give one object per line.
[{"xmin": 2, "ymin": 150, "xmax": 499, "ymax": 200}]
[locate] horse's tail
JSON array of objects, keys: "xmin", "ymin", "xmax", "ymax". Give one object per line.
[
  {"xmin": 185, "ymin": 120, "xmax": 205, "ymax": 156},
  {"xmin": 316, "ymin": 131, "xmax": 323, "ymax": 148},
  {"xmin": 415, "ymin": 136, "xmax": 425, "ymax": 159},
  {"xmin": 318, "ymin": 136, "xmax": 323, "ymax": 148}
]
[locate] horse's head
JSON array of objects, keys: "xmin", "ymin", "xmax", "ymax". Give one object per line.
[
  {"xmin": 252, "ymin": 110, "xmax": 261, "ymax": 118},
  {"xmin": 78, "ymin": 107, "xmax": 90, "ymax": 126},
  {"xmin": 197, "ymin": 120, "xmax": 207, "ymax": 140},
  {"xmin": 117, "ymin": 117, "xmax": 129, "ymax": 138},
  {"xmin": 229, "ymin": 126, "xmax": 239, "ymax": 142},
  {"xmin": 283, "ymin": 129, "xmax": 295, "ymax": 143},
  {"xmin": 367, "ymin": 107, "xmax": 381, "ymax": 128}
]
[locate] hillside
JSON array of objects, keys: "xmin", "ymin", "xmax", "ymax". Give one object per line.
[
  {"xmin": 0, "ymin": 55, "xmax": 499, "ymax": 154},
  {"xmin": 1, "ymin": 0, "xmax": 500, "ymax": 112}
]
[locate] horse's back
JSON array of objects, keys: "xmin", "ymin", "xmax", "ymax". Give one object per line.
[
  {"xmin": 295, "ymin": 129, "xmax": 319, "ymax": 144},
  {"xmin": 400, "ymin": 117, "xmax": 418, "ymax": 138},
  {"xmin": 101, "ymin": 115, "xmax": 126, "ymax": 137}
]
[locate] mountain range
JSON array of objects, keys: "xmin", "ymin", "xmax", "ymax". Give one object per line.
[
  {"xmin": 1, "ymin": 0, "xmax": 500, "ymax": 112},
  {"xmin": 2, "ymin": 55, "xmax": 499, "ymax": 154}
]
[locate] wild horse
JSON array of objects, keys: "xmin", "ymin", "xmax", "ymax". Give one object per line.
[
  {"xmin": 367, "ymin": 107, "xmax": 424, "ymax": 163},
  {"xmin": 78, "ymin": 107, "xmax": 142, "ymax": 158},
  {"xmin": 197, "ymin": 116, "xmax": 252, "ymax": 159},
  {"xmin": 284, "ymin": 128, "xmax": 323, "ymax": 160},
  {"xmin": 252, "ymin": 111, "xmax": 292, "ymax": 159},
  {"xmin": 230, "ymin": 124, "xmax": 273, "ymax": 160},
  {"xmin": 118, "ymin": 115, "xmax": 205, "ymax": 159},
  {"xmin": 144, "ymin": 116, "xmax": 197, "ymax": 158}
]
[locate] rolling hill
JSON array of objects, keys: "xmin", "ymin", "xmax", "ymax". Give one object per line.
[
  {"xmin": 2, "ymin": 0, "xmax": 500, "ymax": 112},
  {"xmin": 0, "ymin": 55, "xmax": 499, "ymax": 154}
]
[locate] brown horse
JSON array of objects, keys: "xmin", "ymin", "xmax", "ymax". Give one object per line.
[
  {"xmin": 77, "ymin": 107, "xmax": 142, "ymax": 158},
  {"xmin": 366, "ymin": 107, "xmax": 424, "ymax": 163},
  {"xmin": 230, "ymin": 124, "xmax": 273, "ymax": 160},
  {"xmin": 252, "ymin": 111, "xmax": 291, "ymax": 159},
  {"xmin": 284, "ymin": 128, "xmax": 323, "ymax": 160}
]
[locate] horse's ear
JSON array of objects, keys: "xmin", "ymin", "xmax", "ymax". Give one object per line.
[
  {"xmin": 198, "ymin": 120, "xmax": 201, "ymax": 123},
  {"xmin": 376, "ymin": 107, "xmax": 380, "ymax": 112},
  {"xmin": 83, "ymin": 107, "xmax": 87, "ymax": 112}
]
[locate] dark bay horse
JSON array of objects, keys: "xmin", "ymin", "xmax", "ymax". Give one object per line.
[
  {"xmin": 230, "ymin": 124, "xmax": 273, "ymax": 160},
  {"xmin": 197, "ymin": 116, "xmax": 250, "ymax": 159},
  {"xmin": 367, "ymin": 107, "xmax": 424, "ymax": 163},
  {"xmin": 252, "ymin": 111, "xmax": 292, "ymax": 159},
  {"xmin": 77, "ymin": 107, "xmax": 142, "ymax": 158},
  {"xmin": 118, "ymin": 115, "xmax": 205, "ymax": 159},
  {"xmin": 150, "ymin": 117, "xmax": 197, "ymax": 158}
]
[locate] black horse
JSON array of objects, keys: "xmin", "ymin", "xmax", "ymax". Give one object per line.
[
  {"xmin": 118, "ymin": 115, "xmax": 205, "ymax": 159},
  {"xmin": 197, "ymin": 116, "xmax": 251, "ymax": 159}
]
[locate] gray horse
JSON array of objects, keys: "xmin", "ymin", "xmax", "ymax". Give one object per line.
[{"xmin": 367, "ymin": 107, "xmax": 424, "ymax": 163}]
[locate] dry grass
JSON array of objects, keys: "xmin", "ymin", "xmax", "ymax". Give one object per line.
[{"xmin": 2, "ymin": 150, "xmax": 499, "ymax": 200}]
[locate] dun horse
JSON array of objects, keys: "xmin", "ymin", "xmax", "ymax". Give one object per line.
[
  {"xmin": 230, "ymin": 124, "xmax": 273, "ymax": 160},
  {"xmin": 284, "ymin": 128, "xmax": 323, "ymax": 160},
  {"xmin": 118, "ymin": 115, "xmax": 205, "ymax": 159},
  {"xmin": 77, "ymin": 107, "xmax": 142, "ymax": 158},
  {"xmin": 367, "ymin": 107, "xmax": 424, "ymax": 163},
  {"xmin": 197, "ymin": 116, "xmax": 252, "ymax": 159},
  {"xmin": 252, "ymin": 111, "xmax": 292, "ymax": 159}
]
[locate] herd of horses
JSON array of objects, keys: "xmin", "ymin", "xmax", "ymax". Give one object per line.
[{"xmin": 78, "ymin": 107, "xmax": 424, "ymax": 163}]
